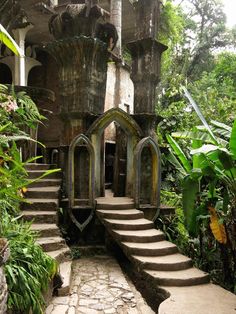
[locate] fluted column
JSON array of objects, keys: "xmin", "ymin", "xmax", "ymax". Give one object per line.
[
  {"xmin": 47, "ymin": 37, "xmax": 109, "ymax": 145},
  {"xmin": 127, "ymin": 38, "xmax": 167, "ymax": 115}
]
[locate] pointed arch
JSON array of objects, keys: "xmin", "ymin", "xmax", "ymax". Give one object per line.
[
  {"xmin": 68, "ymin": 134, "xmax": 95, "ymax": 231},
  {"xmin": 134, "ymin": 136, "xmax": 161, "ymax": 218},
  {"xmin": 87, "ymin": 108, "xmax": 142, "ymax": 197},
  {"xmin": 87, "ymin": 108, "xmax": 143, "ymax": 137}
]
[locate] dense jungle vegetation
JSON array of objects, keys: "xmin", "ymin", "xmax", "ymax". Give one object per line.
[
  {"xmin": 0, "ymin": 28, "xmax": 59, "ymax": 313},
  {"xmin": 157, "ymin": 0, "xmax": 236, "ymax": 293}
]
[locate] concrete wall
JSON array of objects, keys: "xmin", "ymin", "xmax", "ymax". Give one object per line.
[{"xmin": 104, "ymin": 62, "xmax": 134, "ymax": 141}]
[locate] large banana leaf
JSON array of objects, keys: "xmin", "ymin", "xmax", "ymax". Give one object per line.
[
  {"xmin": 166, "ymin": 149, "xmax": 187, "ymax": 178},
  {"xmin": 166, "ymin": 134, "xmax": 192, "ymax": 172},
  {"xmin": 172, "ymin": 130, "xmax": 227, "ymax": 146},
  {"xmin": 172, "ymin": 130, "xmax": 215, "ymax": 144},
  {"xmin": 182, "ymin": 175, "xmax": 200, "ymax": 237},
  {"xmin": 229, "ymin": 119, "xmax": 236, "ymax": 159},
  {"xmin": 0, "ymin": 24, "xmax": 24, "ymax": 56},
  {"xmin": 209, "ymin": 206, "xmax": 227, "ymax": 244},
  {"xmin": 182, "ymin": 87, "xmax": 218, "ymax": 145},
  {"xmin": 210, "ymin": 120, "xmax": 232, "ymax": 139}
]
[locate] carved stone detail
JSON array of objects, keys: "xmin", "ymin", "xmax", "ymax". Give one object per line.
[
  {"xmin": 47, "ymin": 37, "xmax": 108, "ymax": 119},
  {"xmin": 127, "ymin": 38, "xmax": 167, "ymax": 115}
]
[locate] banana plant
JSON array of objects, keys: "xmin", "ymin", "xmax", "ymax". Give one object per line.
[{"xmin": 166, "ymin": 119, "xmax": 236, "ymax": 242}]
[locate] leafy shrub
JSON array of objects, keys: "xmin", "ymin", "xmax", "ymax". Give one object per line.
[
  {"xmin": 2, "ymin": 211, "xmax": 57, "ymax": 314},
  {"xmin": 0, "ymin": 83, "xmax": 59, "ymax": 312}
]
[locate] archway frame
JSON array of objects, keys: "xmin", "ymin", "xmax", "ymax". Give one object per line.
[
  {"xmin": 134, "ymin": 136, "xmax": 161, "ymax": 213},
  {"xmin": 87, "ymin": 108, "xmax": 143, "ymax": 197},
  {"xmin": 68, "ymin": 133, "xmax": 95, "ymax": 232},
  {"xmin": 68, "ymin": 133, "xmax": 95, "ymax": 207}
]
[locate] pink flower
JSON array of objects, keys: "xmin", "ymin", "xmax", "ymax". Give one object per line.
[{"xmin": 0, "ymin": 96, "xmax": 18, "ymax": 112}]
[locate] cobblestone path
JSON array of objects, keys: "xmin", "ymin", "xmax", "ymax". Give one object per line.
[{"xmin": 46, "ymin": 255, "xmax": 154, "ymax": 314}]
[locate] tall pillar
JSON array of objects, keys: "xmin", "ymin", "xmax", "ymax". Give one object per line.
[
  {"xmin": 110, "ymin": 0, "xmax": 122, "ymax": 57},
  {"xmin": 133, "ymin": 0, "xmax": 160, "ymax": 40},
  {"xmin": 12, "ymin": 24, "xmax": 33, "ymax": 86},
  {"xmin": 127, "ymin": 39, "xmax": 167, "ymax": 115},
  {"xmin": 47, "ymin": 36, "xmax": 109, "ymax": 145}
]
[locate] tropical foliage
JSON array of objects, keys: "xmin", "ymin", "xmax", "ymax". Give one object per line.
[
  {"xmin": 157, "ymin": 0, "xmax": 236, "ymax": 292},
  {"xmin": 0, "ymin": 83, "xmax": 58, "ymax": 313}
]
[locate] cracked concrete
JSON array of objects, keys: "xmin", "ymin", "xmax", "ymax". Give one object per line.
[{"xmin": 46, "ymin": 255, "xmax": 154, "ymax": 314}]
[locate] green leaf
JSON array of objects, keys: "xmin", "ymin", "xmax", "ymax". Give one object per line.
[
  {"xmin": 229, "ymin": 119, "xmax": 236, "ymax": 159},
  {"xmin": 182, "ymin": 175, "xmax": 200, "ymax": 237},
  {"xmin": 172, "ymin": 130, "xmax": 215, "ymax": 144},
  {"xmin": 218, "ymin": 150, "xmax": 234, "ymax": 170},
  {"xmin": 0, "ymin": 24, "xmax": 24, "ymax": 56},
  {"xmin": 182, "ymin": 87, "xmax": 218, "ymax": 145},
  {"xmin": 210, "ymin": 120, "xmax": 232, "ymax": 133},
  {"xmin": 166, "ymin": 134, "xmax": 192, "ymax": 172},
  {"xmin": 191, "ymin": 144, "xmax": 217, "ymax": 154},
  {"xmin": 166, "ymin": 150, "xmax": 187, "ymax": 177}
]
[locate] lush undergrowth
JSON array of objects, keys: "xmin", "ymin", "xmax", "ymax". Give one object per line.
[
  {"xmin": 0, "ymin": 83, "xmax": 58, "ymax": 313},
  {"xmin": 157, "ymin": 117, "xmax": 236, "ymax": 293},
  {"xmin": 2, "ymin": 212, "xmax": 57, "ymax": 313}
]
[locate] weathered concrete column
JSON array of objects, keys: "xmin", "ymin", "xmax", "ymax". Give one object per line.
[
  {"xmin": 127, "ymin": 38, "xmax": 167, "ymax": 115},
  {"xmin": 47, "ymin": 37, "xmax": 109, "ymax": 145},
  {"xmin": 46, "ymin": 3, "xmax": 112, "ymax": 145},
  {"xmin": 12, "ymin": 24, "xmax": 33, "ymax": 86},
  {"xmin": 133, "ymin": 0, "xmax": 160, "ymax": 40},
  {"xmin": 110, "ymin": 0, "xmax": 122, "ymax": 57}
]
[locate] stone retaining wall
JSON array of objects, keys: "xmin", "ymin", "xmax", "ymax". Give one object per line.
[{"xmin": 0, "ymin": 266, "xmax": 7, "ymax": 314}]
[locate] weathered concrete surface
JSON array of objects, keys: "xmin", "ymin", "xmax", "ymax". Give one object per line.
[
  {"xmin": 46, "ymin": 256, "xmax": 154, "ymax": 314},
  {"xmin": 159, "ymin": 284, "xmax": 236, "ymax": 314}
]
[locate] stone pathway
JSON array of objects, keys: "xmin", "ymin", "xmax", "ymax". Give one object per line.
[{"xmin": 46, "ymin": 255, "xmax": 154, "ymax": 314}]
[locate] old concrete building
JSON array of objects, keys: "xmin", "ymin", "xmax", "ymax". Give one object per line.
[
  {"xmin": 0, "ymin": 0, "xmax": 166, "ymax": 233},
  {"xmin": 2, "ymin": 2, "xmax": 236, "ymax": 314}
]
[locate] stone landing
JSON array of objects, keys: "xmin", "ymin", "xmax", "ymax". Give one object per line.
[{"xmin": 46, "ymin": 256, "xmax": 153, "ymax": 314}]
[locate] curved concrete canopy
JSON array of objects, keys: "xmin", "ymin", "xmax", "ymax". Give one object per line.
[{"xmin": 87, "ymin": 107, "xmax": 143, "ymax": 137}]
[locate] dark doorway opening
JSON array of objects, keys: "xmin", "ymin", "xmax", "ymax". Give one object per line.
[
  {"xmin": 105, "ymin": 142, "xmax": 115, "ymax": 189},
  {"xmin": 0, "ymin": 63, "xmax": 12, "ymax": 84}
]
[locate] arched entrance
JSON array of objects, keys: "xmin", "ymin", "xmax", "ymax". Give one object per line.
[
  {"xmin": 134, "ymin": 137, "xmax": 161, "ymax": 211},
  {"xmin": 68, "ymin": 134, "xmax": 95, "ymax": 232},
  {"xmin": 87, "ymin": 108, "xmax": 142, "ymax": 197}
]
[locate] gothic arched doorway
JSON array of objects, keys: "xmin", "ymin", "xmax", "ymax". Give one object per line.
[{"xmin": 87, "ymin": 108, "xmax": 142, "ymax": 197}]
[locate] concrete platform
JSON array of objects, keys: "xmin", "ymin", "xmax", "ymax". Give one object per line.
[{"xmin": 159, "ymin": 284, "xmax": 236, "ymax": 314}]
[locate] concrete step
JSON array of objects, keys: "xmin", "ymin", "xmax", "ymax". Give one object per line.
[
  {"xmin": 112, "ymin": 229, "xmax": 165, "ymax": 243},
  {"xmin": 121, "ymin": 241, "xmax": 178, "ymax": 256},
  {"xmin": 57, "ymin": 261, "xmax": 72, "ymax": 296},
  {"xmin": 97, "ymin": 209, "xmax": 144, "ymax": 220},
  {"xmin": 31, "ymin": 224, "xmax": 61, "ymax": 237},
  {"xmin": 47, "ymin": 248, "xmax": 71, "ymax": 263},
  {"xmin": 26, "ymin": 186, "xmax": 60, "ymax": 199},
  {"xmin": 27, "ymin": 170, "xmax": 61, "ymax": 180},
  {"xmin": 144, "ymin": 268, "xmax": 210, "ymax": 286},
  {"xmin": 131, "ymin": 253, "xmax": 192, "ymax": 271},
  {"xmin": 22, "ymin": 210, "xmax": 58, "ymax": 223},
  {"xmin": 104, "ymin": 218, "xmax": 154, "ymax": 230},
  {"xmin": 23, "ymin": 199, "xmax": 58, "ymax": 211},
  {"xmin": 96, "ymin": 197, "xmax": 135, "ymax": 210},
  {"xmin": 37, "ymin": 236, "xmax": 66, "ymax": 252},
  {"xmin": 25, "ymin": 163, "xmax": 56, "ymax": 170},
  {"xmin": 28, "ymin": 179, "xmax": 61, "ymax": 188}
]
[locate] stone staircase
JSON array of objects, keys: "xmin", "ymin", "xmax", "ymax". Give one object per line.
[
  {"xmin": 22, "ymin": 163, "xmax": 72, "ymax": 296},
  {"xmin": 96, "ymin": 192, "xmax": 209, "ymax": 288},
  {"xmin": 96, "ymin": 192, "xmax": 236, "ymax": 313}
]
